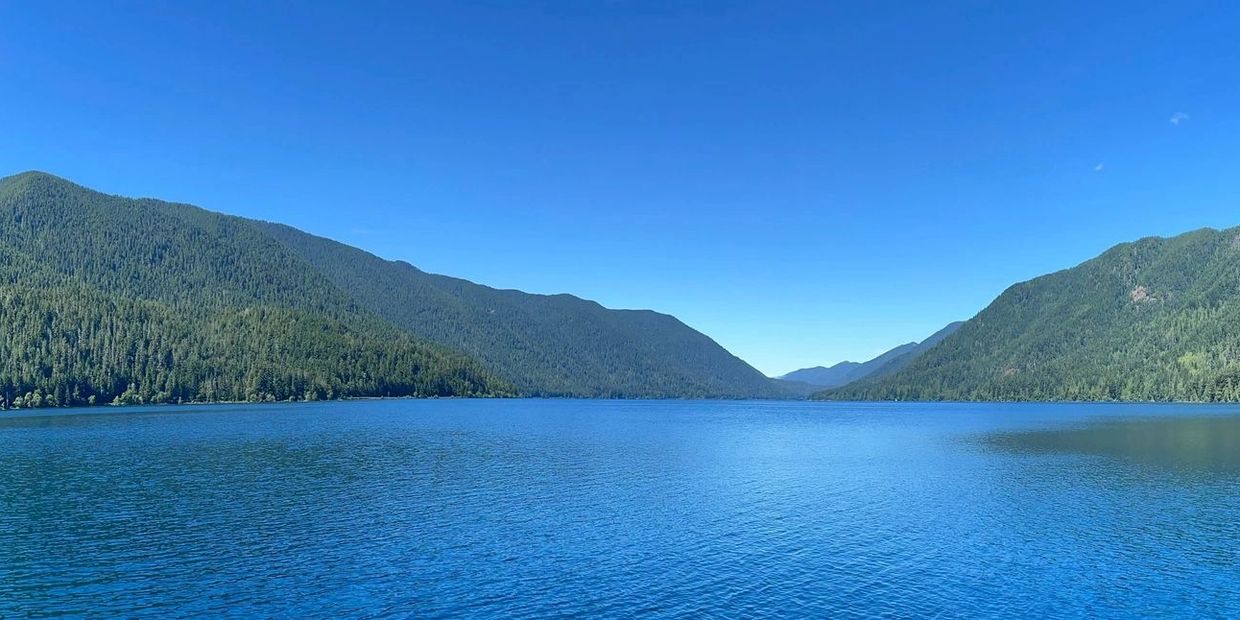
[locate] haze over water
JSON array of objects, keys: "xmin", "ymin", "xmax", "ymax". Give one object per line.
[{"xmin": 3, "ymin": 400, "xmax": 1238, "ymax": 617}]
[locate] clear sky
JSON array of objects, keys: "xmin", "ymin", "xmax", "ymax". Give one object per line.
[{"xmin": 2, "ymin": 1, "xmax": 1238, "ymax": 376}]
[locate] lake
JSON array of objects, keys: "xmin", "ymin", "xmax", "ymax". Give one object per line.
[{"xmin": 2, "ymin": 400, "xmax": 1239, "ymax": 617}]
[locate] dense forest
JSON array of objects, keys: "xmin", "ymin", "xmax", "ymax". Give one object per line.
[
  {"xmin": 0, "ymin": 171, "xmax": 508, "ymax": 408},
  {"xmin": 0, "ymin": 171, "xmax": 789, "ymax": 408},
  {"xmin": 819, "ymin": 228, "xmax": 1240, "ymax": 402}
]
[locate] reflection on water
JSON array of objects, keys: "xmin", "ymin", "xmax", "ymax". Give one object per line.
[{"xmin": 985, "ymin": 414, "xmax": 1240, "ymax": 473}]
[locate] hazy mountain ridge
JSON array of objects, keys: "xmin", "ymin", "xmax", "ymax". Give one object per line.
[
  {"xmin": 780, "ymin": 322, "xmax": 962, "ymax": 390},
  {"xmin": 779, "ymin": 342, "xmax": 917, "ymax": 388},
  {"xmin": 858, "ymin": 321, "xmax": 964, "ymax": 383},
  {"xmin": 778, "ymin": 362, "xmax": 861, "ymax": 389}
]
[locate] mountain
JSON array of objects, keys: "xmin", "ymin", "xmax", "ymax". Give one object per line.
[
  {"xmin": 857, "ymin": 321, "xmax": 964, "ymax": 383},
  {"xmin": 0, "ymin": 171, "xmax": 785, "ymax": 407},
  {"xmin": 779, "ymin": 321, "xmax": 963, "ymax": 389},
  {"xmin": 818, "ymin": 228, "xmax": 1240, "ymax": 402},
  {"xmin": 257, "ymin": 222, "xmax": 788, "ymax": 398},
  {"xmin": 0, "ymin": 171, "xmax": 509, "ymax": 407},
  {"xmin": 778, "ymin": 362, "xmax": 863, "ymax": 389},
  {"xmin": 778, "ymin": 342, "xmax": 917, "ymax": 388}
]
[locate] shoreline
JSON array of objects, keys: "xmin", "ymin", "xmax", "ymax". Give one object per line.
[{"xmin": 7, "ymin": 396, "xmax": 1240, "ymax": 416}]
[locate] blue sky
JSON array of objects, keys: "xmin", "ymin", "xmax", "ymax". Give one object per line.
[{"xmin": 2, "ymin": 1, "xmax": 1238, "ymax": 375}]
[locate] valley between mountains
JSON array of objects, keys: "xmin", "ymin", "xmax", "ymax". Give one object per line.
[{"xmin": 4, "ymin": 170, "xmax": 1240, "ymax": 407}]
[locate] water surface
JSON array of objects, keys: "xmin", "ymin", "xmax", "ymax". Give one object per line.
[{"xmin": 2, "ymin": 400, "xmax": 1239, "ymax": 617}]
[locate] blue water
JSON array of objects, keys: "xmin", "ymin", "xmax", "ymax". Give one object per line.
[{"xmin": 3, "ymin": 400, "xmax": 1240, "ymax": 617}]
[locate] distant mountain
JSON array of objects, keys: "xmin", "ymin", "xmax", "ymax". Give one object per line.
[
  {"xmin": 768, "ymin": 378, "xmax": 822, "ymax": 398},
  {"xmin": 859, "ymin": 321, "xmax": 964, "ymax": 383},
  {"xmin": 779, "ymin": 342, "xmax": 917, "ymax": 388},
  {"xmin": 781, "ymin": 322, "xmax": 963, "ymax": 390},
  {"xmin": 0, "ymin": 171, "xmax": 787, "ymax": 408},
  {"xmin": 778, "ymin": 363, "xmax": 862, "ymax": 389},
  {"xmin": 258, "ymin": 222, "xmax": 788, "ymax": 398},
  {"xmin": 818, "ymin": 228, "xmax": 1240, "ymax": 402}
]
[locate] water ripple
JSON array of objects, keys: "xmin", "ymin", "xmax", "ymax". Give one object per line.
[{"xmin": 2, "ymin": 400, "xmax": 1240, "ymax": 617}]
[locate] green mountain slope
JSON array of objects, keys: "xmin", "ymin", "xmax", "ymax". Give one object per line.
[
  {"xmin": 818, "ymin": 228, "xmax": 1240, "ymax": 402},
  {"xmin": 257, "ymin": 222, "xmax": 787, "ymax": 398},
  {"xmin": 0, "ymin": 171, "xmax": 785, "ymax": 405},
  {"xmin": 0, "ymin": 171, "xmax": 507, "ymax": 407}
]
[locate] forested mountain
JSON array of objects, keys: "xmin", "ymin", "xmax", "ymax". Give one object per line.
[
  {"xmin": 257, "ymin": 222, "xmax": 788, "ymax": 398},
  {"xmin": 0, "ymin": 171, "xmax": 785, "ymax": 407},
  {"xmin": 818, "ymin": 228, "xmax": 1240, "ymax": 402},
  {"xmin": 779, "ymin": 322, "xmax": 962, "ymax": 389},
  {"xmin": 0, "ymin": 171, "xmax": 508, "ymax": 407}
]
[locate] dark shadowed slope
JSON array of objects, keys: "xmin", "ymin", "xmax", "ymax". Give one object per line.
[
  {"xmin": 819, "ymin": 228, "xmax": 1240, "ymax": 402},
  {"xmin": 257, "ymin": 222, "xmax": 788, "ymax": 398}
]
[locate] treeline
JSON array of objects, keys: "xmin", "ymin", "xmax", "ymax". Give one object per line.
[{"xmin": 0, "ymin": 285, "xmax": 509, "ymax": 409}]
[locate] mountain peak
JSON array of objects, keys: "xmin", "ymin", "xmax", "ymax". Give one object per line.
[
  {"xmin": 0, "ymin": 171, "xmax": 96, "ymax": 202},
  {"xmin": 1, "ymin": 170, "xmax": 72, "ymax": 185}
]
